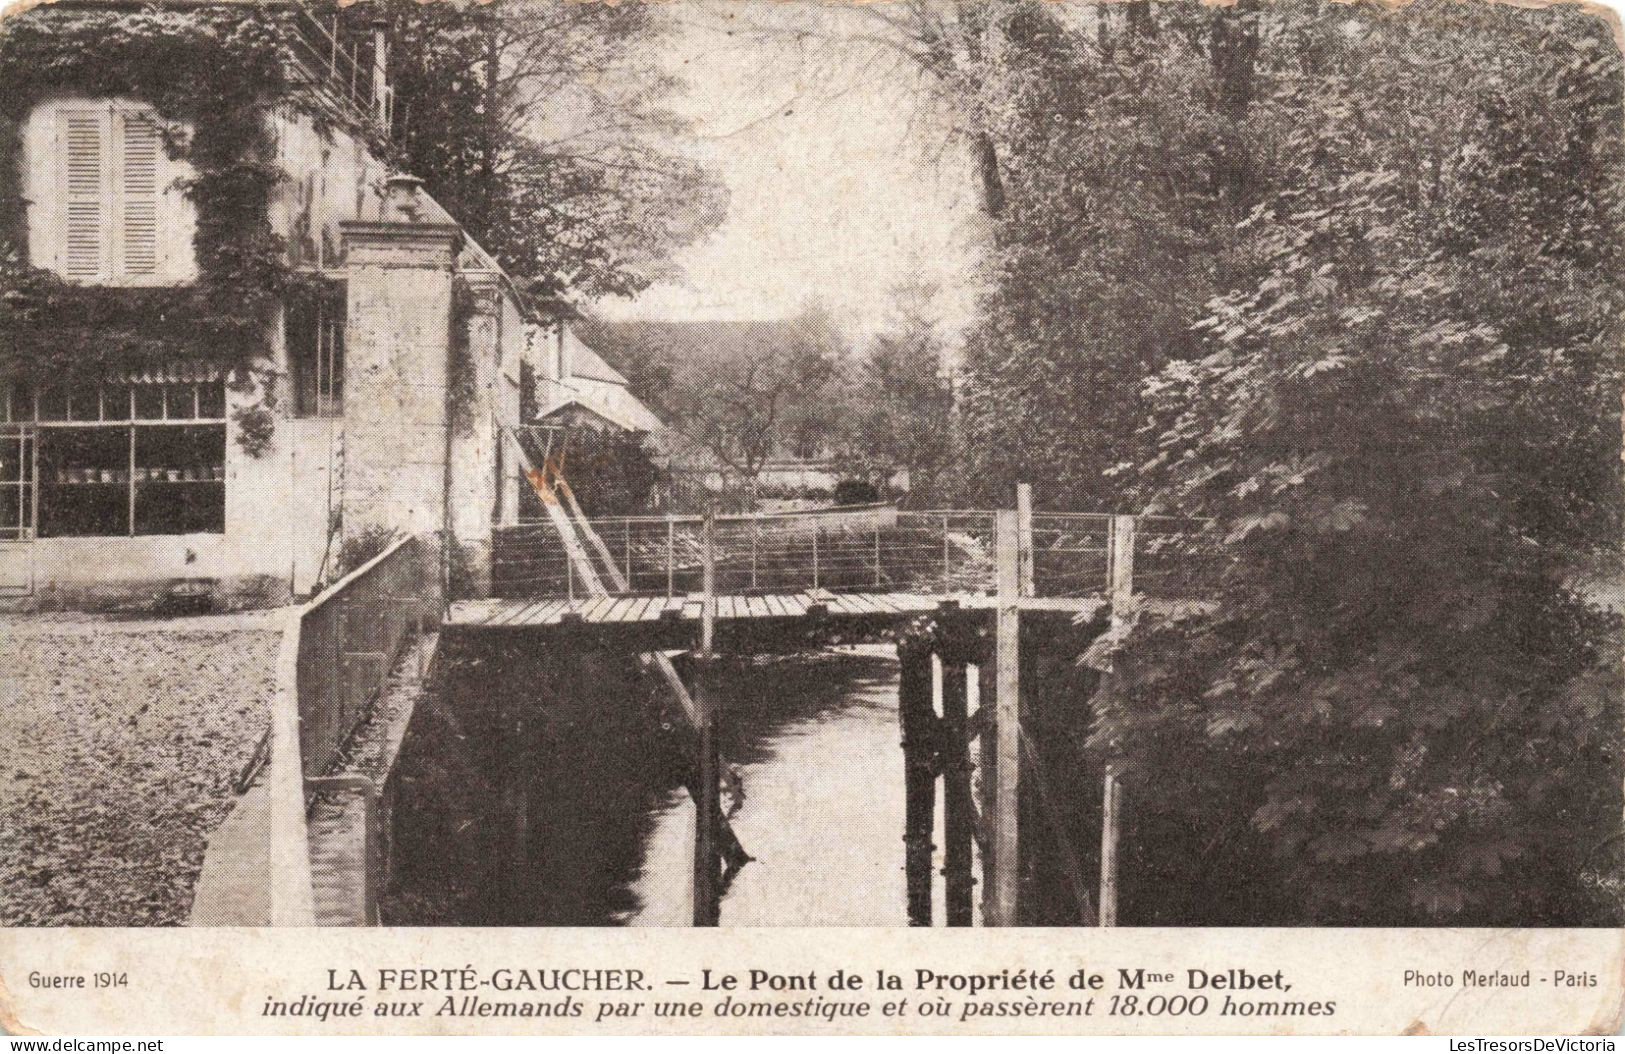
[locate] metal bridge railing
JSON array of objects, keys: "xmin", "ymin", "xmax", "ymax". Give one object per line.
[{"xmin": 487, "ymin": 508, "xmax": 1220, "ymax": 603}]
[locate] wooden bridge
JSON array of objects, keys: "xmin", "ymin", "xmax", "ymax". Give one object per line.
[
  {"xmin": 231, "ymin": 421, "xmax": 1218, "ymax": 929},
  {"xmin": 438, "ymin": 437, "xmax": 1218, "ymax": 929},
  {"xmin": 448, "ymin": 503, "xmax": 1209, "ymax": 642}
]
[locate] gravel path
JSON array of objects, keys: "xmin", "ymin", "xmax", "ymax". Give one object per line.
[{"xmin": 0, "ymin": 611, "xmax": 286, "ymax": 926}]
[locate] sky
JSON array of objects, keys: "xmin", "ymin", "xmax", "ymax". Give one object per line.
[{"xmin": 592, "ymin": 3, "xmax": 987, "ymax": 338}]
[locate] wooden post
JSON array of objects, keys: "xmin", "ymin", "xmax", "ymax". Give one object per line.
[
  {"xmin": 899, "ymin": 643, "xmax": 936, "ymax": 927},
  {"xmin": 623, "ymin": 520, "xmax": 632, "ymax": 589},
  {"xmin": 692, "ymin": 657, "xmax": 720, "ymax": 927},
  {"xmin": 1099, "ymin": 514, "xmax": 1134, "ymax": 927},
  {"xmin": 666, "ymin": 516, "xmax": 675, "ymax": 598},
  {"xmin": 942, "ymin": 514, "xmax": 951, "ymax": 589},
  {"xmin": 812, "ymin": 527, "xmax": 820, "ymax": 590},
  {"xmin": 976, "ymin": 659, "xmax": 998, "ymax": 923},
  {"xmin": 874, "ymin": 524, "xmax": 883, "ymax": 587},
  {"xmin": 1110, "ymin": 514, "xmax": 1135, "ymax": 606},
  {"xmin": 701, "ymin": 506, "xmax": 717, "ymax": 656},
  {"xmin": 989, "ymin": 508, "xmax": 1022, "ymax": 926},
  {"xmin": 1016, "ymin": 483, "xmax": 1034, "ymax": 598},
  {"xmin": 693, "ymin": 505, "xmax": 721, "ymax": 926},
  {"xmin": 940, "ymin": 656, "xmax": 973, "ymax": 927}
]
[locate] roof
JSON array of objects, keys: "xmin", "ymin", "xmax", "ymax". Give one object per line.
[
  {"xmin": 560, "ymin": 327, "xmax": 629, "ymax": 386},
  {"xmin": 536, "ymin": 390, "xmax": 665, "ymax": 434}
]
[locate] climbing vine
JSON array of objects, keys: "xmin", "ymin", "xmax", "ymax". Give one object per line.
[{"xmin": 0, "ymin": 7, "xmax": 378, "ymax": 420}]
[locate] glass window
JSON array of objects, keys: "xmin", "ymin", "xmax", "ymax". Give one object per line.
[
  {"xmin": 163, "ymin": 383, "xmax": 195, "ymax": 420},
  {"xmin": 287, "ymin": 294, "xmax": 345, "ymax": 417},
  {"xmin": 37, "ymin": 426, "xmax": 127, "ymax": 538},
  {"xmin": 134, "ymin": 384, "xmax": 163, "ymax": 420},
  {"xmin": 37, "ymin": 387, "xmax": 68, "ymax": 422},
  {"xmin": 67, "ymin": 384, "xmax": 101, "ymax": 421},
  {"xmin": 134, "ymin": 423, "xmax": 224, "ymax": 535},
  {"xmin": 34, "ymin": 419, "xmax": 224, "ymax": 537},
  {"xmin": 197, "ymin": 381, "xmax": 225, "ymax": 419},
  {"xmin": 102, "ymin": 385, "xmax": 132, "ymax": 421}
]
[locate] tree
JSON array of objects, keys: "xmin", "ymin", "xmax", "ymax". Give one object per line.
[
  {"xmin": 663, "ymin": 309, "xmax": 845, "ymax": 502},
  {"xmin": 836, "ymin": 281, "xmax": 957, "ymax": 503},
  {"xmin": 574, "ymin": 310, "xmax": 849, "ymax": 506},
  {"xmin": 954, "ymin": 1, "xmax": 1253, "ymax": 508},
  {"xmin": 330, "ymin": 0, "xmax": 727, "ymax": 304},
  {"xmin": 1090, "ymin": 0, "xmax": 1625, "ymax": 925}
]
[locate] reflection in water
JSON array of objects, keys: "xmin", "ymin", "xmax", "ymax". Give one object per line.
[
  {"xmin": 386, "ymin": 640, "xmax": 970, "ymax": 926},
  {"xmin": 627, "ymin": 644, "xmax": 911, "ymax": 926}
]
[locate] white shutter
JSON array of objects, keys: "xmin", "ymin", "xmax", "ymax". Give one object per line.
[
  {"xmin": 117, "ymin": 111, "xmax": 160, "ymax": 276},
  {"xmin": 60, "ymin": 108, "xmax": 107, "ymax": 280}
]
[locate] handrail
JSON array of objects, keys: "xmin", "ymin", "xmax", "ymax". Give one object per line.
[
  {"xmin": 305, "ymin": 534, "xmax": 415, "ymax": 616},
  {"xmin": 266, "ymin": 531, "xmax": 438, "ymax": 927}
]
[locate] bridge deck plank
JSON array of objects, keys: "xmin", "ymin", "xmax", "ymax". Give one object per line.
[{"xmin": 446, "ymin": 592, "xmax": 1112, "ymax": 630}]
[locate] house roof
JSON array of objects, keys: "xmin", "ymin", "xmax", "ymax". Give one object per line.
[
  {"xmin": 561, "ymin": 327, "xmax": 629, "ymax": 386},
  {"xmin": 537, "ymin": 389, "xmax": 665, "ymax": 435}
]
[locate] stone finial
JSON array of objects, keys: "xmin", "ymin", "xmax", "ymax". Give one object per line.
[{"xmin": 383, "ymin": 173, "xmax": 427, "ymax": 221}]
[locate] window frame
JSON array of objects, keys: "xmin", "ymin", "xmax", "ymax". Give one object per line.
[
  {"xmin": 25, "ymin": 98, "xmax": 198, "ymax": 287},
  {"xmin": 7, "ymin": 381, "xmax": 228, "ymax": 539},
  {"xmin": 286, "ymin": 292, "xmax": 346, "ymax": 418}
]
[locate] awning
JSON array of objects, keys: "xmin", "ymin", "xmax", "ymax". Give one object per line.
[{"xmin": 99, "ymin": 361, "xmax": 229, "ymax": 385}]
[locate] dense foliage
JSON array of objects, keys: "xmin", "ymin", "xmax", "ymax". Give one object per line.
[
  {"xmin": 833, "ymin": 282, "xmax": 958, "ymax": 504},
  {"xmin": 957, "ymin": 0, "xmax": 1623, "ymax": 924},
  {"xmin": 0, "ymin": 6, "xmax": 340, "ymax": 384},
  {"xmin": 325, "ymin": 0, "xmax": 726, "ymax": 307}
]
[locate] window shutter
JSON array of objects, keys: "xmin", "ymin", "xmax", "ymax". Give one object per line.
[
  {"xmin": 61, "ymin": 109, "xmax": 107, "ymax": 280},
  {"xmin": 117, "ymin": 111, "xmax": 160, "ymax": 276}
]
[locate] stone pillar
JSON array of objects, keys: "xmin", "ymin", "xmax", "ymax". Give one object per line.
[
  {"xmin": 447, "ymin": 270, "xmax": 503, "ymax": 597},
  {"xmin": 338, "ymin": 220, "xmax": 461, "ymax": 548}
]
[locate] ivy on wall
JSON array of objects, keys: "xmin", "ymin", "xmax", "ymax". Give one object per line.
[{"xmin": 0, "ymin": 7, "xmax": 372, "ymax": 393}]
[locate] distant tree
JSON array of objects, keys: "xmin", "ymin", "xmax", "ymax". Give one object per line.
[
  {"xmin": 663, "ymin": 307, "xmax": 844, "ymax": 502},
  {"xmin": 836, "ymin": 281, "xmax": 957, "ymax": 503},
  {"xmin": 576, "ymin": 310, "xmax": 850, "ymax": 506},
  {"xmin": 554, "ymin": 428, "xmax": 664, "ymax": 519},
  {"xmin": 330, "ymin": 0, "xmax": 726, "ymax": 304}
]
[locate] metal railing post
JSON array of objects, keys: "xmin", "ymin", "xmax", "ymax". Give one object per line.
[
  {"xmin": 943, "ymin": 514, "xmax": 951, "ymax": 589},
  {"xmin": 812, "ymin": 527, "xmax": 820, "ymax": 591},
  {"xmin": 874, "ymin": 524, "xmax": 882, "ymax": 587},
  {"xmin": 666, "ymin": 516, "xmax": 675, "ymax": 599}
]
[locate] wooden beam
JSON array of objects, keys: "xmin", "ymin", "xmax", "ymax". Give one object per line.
[
  {"xmin": 899, "ymin": 644, "xmax": 936, "ymax": 927},
  {"xmin": 1099, "ymin": 769, "xmax": 1122, "ymax": 928},
  {"xmin": 701, "ymin": 507, "xmax": 716, "ymax": 656},
  {"xmin": 1016, "ymin": 483, "xmax": 1034, "ymax": 599},
  {"xmin": 692, "ymin": 655, "xmax": 721, "ymax": 927},
  {"xmin": 1099, "ymin": 513, "xmax": 1134, "ymax": 928},
  {"xmin": 990, "ymin": 508, "xmax": 1022, "ymax": 926},
  {"xmin": 940, "ymin": 657, "xmax": 974, "ymax": 927}
]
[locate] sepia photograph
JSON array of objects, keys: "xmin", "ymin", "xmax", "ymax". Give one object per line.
[{"xmin": 0, "ymin": 0, "xmax": 1621, "ymax": 1002}]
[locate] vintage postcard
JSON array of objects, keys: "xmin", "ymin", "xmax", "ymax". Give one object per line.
[{"xmin": 0, "ymin": 0, "xmax": 1622, "ymax": 1037}]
